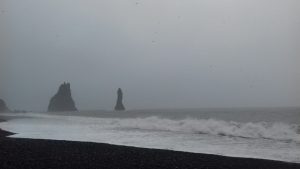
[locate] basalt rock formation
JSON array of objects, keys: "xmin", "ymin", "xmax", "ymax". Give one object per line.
[
  {"xmin": 48, "ymin": 82, "xmax": 77, "ymax": 112},
  {"xmin": 114, "ymin": 88, "xmax": 125, "ymax": 111},
  {"xmin": 0, "ymin": 99, "xmax": 9, "ymax": 112}
]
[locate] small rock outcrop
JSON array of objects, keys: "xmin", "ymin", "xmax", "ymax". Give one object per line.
[
  {"xmin": 0, "ymin": 99, "xmax": 9, "ymax": 112},
  {"xmin": 0, "ymin": 129, "xmax": 14, "ymax": 137},
  {"xmin": 114, "ymin": 88, "xmax": 125, "ymax": 111},
  {"xmin": 48, "ymin": 82, "xmax": 77, "ymax": 112}
]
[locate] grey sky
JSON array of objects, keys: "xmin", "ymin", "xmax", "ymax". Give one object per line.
[{"xmin": 1, "ymin": 0, "xmax": 299, "ymax": 111}]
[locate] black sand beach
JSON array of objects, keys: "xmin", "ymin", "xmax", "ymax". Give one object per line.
[
  {"xmin": 0, "ymin": 128, "xmax": 299, "ymax": 169},
  {"xmin": 0, "ymin": 129, "xmax": 13, "ymax": 137},
  {"xmin": 0, "ymin": 118, "xmax": 14, "ymax": 137}
]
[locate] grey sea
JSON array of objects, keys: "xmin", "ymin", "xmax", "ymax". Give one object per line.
[{"xmin": 1, "ymin": 107, "xmax": 300, "ymax": 163}]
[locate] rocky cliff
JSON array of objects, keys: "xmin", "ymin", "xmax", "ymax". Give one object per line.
[
  {"xmin": 0, "ymin": 99, "xmax": 9, "ymax": 112},
  {"xmin": 48, "ymin": 82, "xmax": 77, "ymax": 112}
]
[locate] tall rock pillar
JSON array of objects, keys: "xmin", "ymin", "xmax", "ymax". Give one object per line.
[{"xmin": 114, "ymin": 88, "xmax": 125, "ymax": 111}]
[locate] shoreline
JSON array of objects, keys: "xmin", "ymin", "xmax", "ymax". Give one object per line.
[
  {"xmin": 0, "ymin": 129, "xmax": 14, "ymax": 137},
  {"xmin": 0, "ymin": 136, "xmax": 299, "ymax": 169},
  {"xmin": 0, "ymin": 117, "xmax": 14, "ymax": 137},
  {"xmin": 1, "ymin": 116, "xmax": 299, "ymax": 168}
]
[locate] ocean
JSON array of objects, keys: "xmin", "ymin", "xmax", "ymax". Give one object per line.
[{"xmin": 0, "ymin": 107, "xmax": 299, "ymax": 163}]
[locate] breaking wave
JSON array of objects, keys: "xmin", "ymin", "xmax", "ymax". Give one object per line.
[
  {"xmin": 107, "ymin": 117, "xmax": 300, "ymax": 143},
  {"xmin": 2, "ymin": 113, "xmax": 299, "ymax": 143}
]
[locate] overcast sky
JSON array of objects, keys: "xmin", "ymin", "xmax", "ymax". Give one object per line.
[{"xmin": 1, "ymin": 0, "xmax": 299, "ymax": 111}]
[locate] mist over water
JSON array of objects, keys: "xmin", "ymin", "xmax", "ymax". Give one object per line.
[{"xmin": 1, "ymin": 0, "xmax": 300, "ymax": 111}]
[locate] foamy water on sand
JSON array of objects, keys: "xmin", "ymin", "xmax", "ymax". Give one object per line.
[{"xmin": 0, "ymin": 108, "xmax": 300, "ymax": 163}]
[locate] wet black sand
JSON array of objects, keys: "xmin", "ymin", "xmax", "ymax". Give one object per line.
[
  {"xmin": 0, "ymin": 118, "xmax": 14, "ymax": 137},
  {"xmin": 0, "ymin": 131, "xmax": 299, "ymax": 169},
  {"xmin": 0, "ymin": 129, "xmax": 13, "ymax": 137}
]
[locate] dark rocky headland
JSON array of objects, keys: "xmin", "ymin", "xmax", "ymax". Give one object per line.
[
  {"xmin": 0, "ymin": 99, "xmax": 9, "ymax": 112},
  {"xmin": 48, "ymin": 82, "xmax": 77, "ymax": 112}
]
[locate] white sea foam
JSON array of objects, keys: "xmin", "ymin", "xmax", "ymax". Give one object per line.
[
  {"xmin": 1, "ymin": 112, "xmax": 300, "ymax": 163},
  {"xmin": 108, "ymin": 117, "xmax": 300, "ymax": 143},
  {"xmin": 2, "ymin": 113, "xmax": 299, "ymax": 142}
]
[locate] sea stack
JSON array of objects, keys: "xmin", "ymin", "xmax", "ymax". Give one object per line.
[
  {"xmin": 0, "ymin": 99, "xmax": 9, "ymax": 112},
  {"xmin": 48, "ymin": 82, "xmax": 77, "ymax": 112},
  {"xmin": 114, "ymin": 88, "xmax": 125, "ymax": 111}
]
